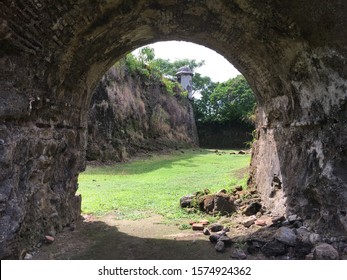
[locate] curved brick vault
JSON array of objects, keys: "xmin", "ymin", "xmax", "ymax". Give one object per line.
[{"xmin": 0, "ymin": 0, "xmax": 347, "ymax": 258}]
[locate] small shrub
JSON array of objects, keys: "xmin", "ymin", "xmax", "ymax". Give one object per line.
[
  {"xmin": 162, "ymin": 78, "xmax": 177, "ymax": 96},
  {"xmin": 178, "ymin": 224, "xmax": 191, "ymax": 230}
]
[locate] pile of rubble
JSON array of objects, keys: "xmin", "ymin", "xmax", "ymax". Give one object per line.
[
  {"xmin": 180, "ymin": 186, "xmax": 261, "ymax": 216},
  {"xmin": 180, "ymin": 188, "xmax": 347, "ymax": 260},
  {"xmin": 188, "ymin": 214, "xmax": 347, "ymax": 260}
]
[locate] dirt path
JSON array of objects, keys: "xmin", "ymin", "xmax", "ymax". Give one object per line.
[{"xmin": 33, "ymin": 213, "xmax": 244, "ymax": 260}]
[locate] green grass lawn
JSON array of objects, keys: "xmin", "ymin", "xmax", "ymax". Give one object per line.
[{"xmin": 77, "ymin": 149, "xmax": 250, "ymax": 220}]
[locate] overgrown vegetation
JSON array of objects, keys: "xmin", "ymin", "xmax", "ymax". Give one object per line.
[
  {"xmin": 119, "ymin": 46, "xmax": 206, "ymax": 97},
  {"xmin": 78, "ymin": 149, "xmax": 250, "ymax": 221},
  {"xmin": 125, "ymin": 46, "xmax": 256, "ymax": 128},
  {"xmin": 117, "ymin": 47, "xmax": 178, "ymax": 96},
  {"xmin": 193, "ymin": 75, "xmax": 256, "ymax": 125}
]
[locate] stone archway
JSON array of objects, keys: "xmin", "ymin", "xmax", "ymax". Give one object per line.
[{"xmin": 0, "ymin": 0, "xmax": 346, "ymax": 258}]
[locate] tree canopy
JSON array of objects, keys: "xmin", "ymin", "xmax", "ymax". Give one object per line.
[{"xmin": 193, "ymin": 75, "xmax": 256, "ymax": 124}]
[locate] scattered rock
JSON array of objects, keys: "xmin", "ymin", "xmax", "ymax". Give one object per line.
[
  {"xmin": 294, "ymin": 239, "xmax": 313, "ymax": 259},
  {"xmin": 203, "ymin": 228, "xmax": 211, "ymax": 235},
  {"xmin": 24, "ymin": 253, "xmax": 33, "ymax": 260},
  {"xmin": 215, "ymin": 241, "xmax": 225, "ymax": 252},
  {"xmin": 243, "ymin": 217, "xmax": 256, "ymax": 228},
  {"xmin": 209, "ymin": 234, "xmax": 221, "ymax": 243},
  {"xmin": 296, "ymin": 227, "xmax": 311, "ymax": 243},
  {"xmin": 200, "ymin": 220, "xmax": 209, "ymax": 225},
  {"xmin": 192, "ymin": 223, "xmax": 204, "ymax": 231},
  {"xmin": 44, "ymin": 235, "xmax": 55, "ymax": 243},
  {"xmin": 246, "ymin": 239, "xmax": 266, "ymax": 255},
  {"xmin": 256, "ymin": 212, "xmax": 262, "ymax": 218},
  {"xmin": 305, "ymin": 253, "xmax": 314, "ymax": 260},
  {"xmin": 248, "ymin": 239, "xmax": 266, "ymax": 249},
  {"xmin": 213, "ymin": 194, "xmax": 236, "ymax": 214},
  {"xmin": 313, "ymin": 243, "xmax": 339, "ymax": 260},
  {"xmin": 274, "ymin": 227, "xmax": 297, "ymax": 246},
  {"xmin": 231, "ymin": 248, "xmax": 247, "ymax": 260},
  {"xmin": 272, "ymin": 216, "xmax": 285, "ymax": 225},
  {"xmin": 243, "ymin": 202, "xmax": 262, "ymax": 216},
  {"xmin": 288, "ymin": 214, "xmax": 301, "ymax": 223},
  {"xmin": 309, "ymin": 233, "xmax": 321, "ymax": 245},
  {"xmin": 335, "ymin": 241, "xmax": 347, "ymax": 252},
  {"xmin": 255, "ymin": 219, "xmax": 267, "ymax": 226},
  {"xmin": 292, "ymin": 220, "xmax": 303, "ymax": 228},
  {"xmin": 202, "ymin": 194, "xmax": 215, "ymax": 213},
  {"xmin": 261, "ymin": 240, "xmax": 287, "ymax": 257},
  {"xmin": 209, "ymin": 223, "xmax": 224, "ymax": 232},
  {"xmin": 180, "ymin": 195, "xmax": 194, "ymax": 208},
  {"xmin": 235, "ymin": 186, "xmax": 243, "ymax": 191},
  {"xmin": 218, "ymin": 235, "xmax": 233, "ymax": 246},
  {"xmin": 238, "ymin": 150, "xmax": 246, "ymax": 154},
  {"xmin": 281, "ymin": 220, "xmax": 290, "ymax": 226}
]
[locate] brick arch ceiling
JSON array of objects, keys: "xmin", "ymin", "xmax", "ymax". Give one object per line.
[{"xmin": 1, "ymin": 0, "xmax": 330, "ymax": 106}]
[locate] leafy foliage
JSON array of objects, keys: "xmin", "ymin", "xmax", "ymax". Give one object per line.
[
  {"xmin": 151, "ymin": 57, "xmax": 204, "ymax": 78},
  {"xmin": 120, "ymin": 47, "xmax": 203, "ymax": 96},
  {"xmin": 193, "ymin": 75, "xmax": 256, "ymax": 124}
]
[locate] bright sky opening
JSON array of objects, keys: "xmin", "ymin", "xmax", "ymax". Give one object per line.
[{"xmin": 133, "ymin": 41, "xmax": 240, "ymax": 83}]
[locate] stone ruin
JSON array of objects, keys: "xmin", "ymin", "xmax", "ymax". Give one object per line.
[{"xmin": 0, "ymin": 1, "xmax": 347, "ymax": 258}]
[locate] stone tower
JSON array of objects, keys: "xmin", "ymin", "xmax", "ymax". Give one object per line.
[{"xmin": 176, "ymin": 66, "xmax": 194, "ymax": 99}]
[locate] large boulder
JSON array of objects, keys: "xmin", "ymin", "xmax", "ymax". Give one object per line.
[
  {"xmin": 213, "ymin": 193, "xmax": 236, "ymax": 215},
  {"xmin": 243, "ymin": 202, "xmax": 262, "ymax": 216},
  {"xmin": 313, "ymin": 243, "xmax": 339, "ymax": 260},
  {"xmin": 261, "ymin": 240, "xmax": 287, "ymax": 258},
  {"xmin": 274, "ymin": 227, "xmax": 297, "ymax": 246}
]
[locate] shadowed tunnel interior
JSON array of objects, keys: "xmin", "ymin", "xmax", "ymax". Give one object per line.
[{"xmin": 0, "ymin": 0, "xmax": 347, "ymax": 258}]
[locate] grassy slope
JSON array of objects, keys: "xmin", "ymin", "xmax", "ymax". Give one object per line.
[{"xmin": 78, "ymin": 149, "xmax": 250, "ymax": 220}]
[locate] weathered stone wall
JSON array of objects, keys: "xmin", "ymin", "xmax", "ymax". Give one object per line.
[
  {"xmin": 197, "ymin": 122, "xmax": 254, "ymax": 149},
  {"xmin": 0, "ymin": 57, "xmax": 85, "ymax": 259},
  {"xmin": 0, "ymin": 0, "xmax": 346, "ymax": 258},
  {"xmin": 249, "ymin": 48, "xmax": 347, "ymax": 233},
  {"xmin": 87, "ymin": 64, "xmax": 198, "ymax": 162}
]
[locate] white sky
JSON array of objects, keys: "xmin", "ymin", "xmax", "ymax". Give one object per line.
[{"xmin": 133, "ymin": 41, "xmax": 240, "ymax": 83}]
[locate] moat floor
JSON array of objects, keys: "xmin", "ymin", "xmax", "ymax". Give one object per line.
[{"xmin": 32, "ymin": 213, "xmax": 266, "ymax": 260}]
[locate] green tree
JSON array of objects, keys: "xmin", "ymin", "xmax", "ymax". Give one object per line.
[
  {"xmin": 124, "ymin": 47, "xmax": 205, "ymax": 85},
  {"xmin": 193, "ymin": 75, "xmax": 256, "ymax": 124},
  {"xmin": 193, "ymin": 79, "xmax": 217, "ymax": 122},
  {"xmin": 151, "ymin": 58, "xmax": 204, "ymax": 77},
  {"xmin": 138, "ymin": 46, "xmax": 155, "ymax": 64}
]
